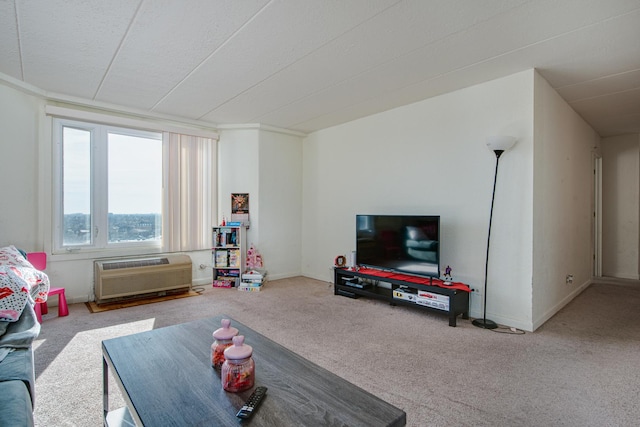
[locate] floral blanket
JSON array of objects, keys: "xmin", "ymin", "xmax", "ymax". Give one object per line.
[{"xmin": 0, "ymin": 246, "xmax": 49, "ymax": 322}]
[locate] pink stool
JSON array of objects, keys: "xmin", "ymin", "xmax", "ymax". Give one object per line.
[
  {"xmin": 26, "ymin": 252, "xmax": 69, "ymax": 323},
  {"xmin": 34, "ymin": 287, "xmax": 69, "ymax": 323}
]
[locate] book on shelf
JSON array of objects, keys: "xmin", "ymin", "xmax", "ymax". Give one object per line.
[
  {"xmin": 216, "ymin": 269, "xmax": 240, "ymax": 277},
  {"xmin": 241, "ymin": 270, "xmax": 266, "ymax": 281},
  {"xmin": 241, "ymin": 279, "xmax": 263, "ymax": 287},
  {"xmin": 215, "ymin": 229, "xmax": 240, "ymax": 247},
  {"xmin": 228, "ymin": 249, "xmax": 240, "ymax": 267},
  {"xmin": 215, "ymin": 250, "xmax": 228, "ymax": 267}
]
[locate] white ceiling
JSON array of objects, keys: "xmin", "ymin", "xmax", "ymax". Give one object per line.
[{"xmin": 1, "ymin": 0, "xmax": 639, "ymax": 136}]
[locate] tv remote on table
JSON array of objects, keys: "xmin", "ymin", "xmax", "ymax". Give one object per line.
[{"xmin": 236, "ymin": 386, "xmax": 267, "ymax": 419}]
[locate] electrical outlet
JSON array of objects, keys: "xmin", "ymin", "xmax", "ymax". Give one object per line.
[{"xmin": 565, "ymin": 274, "xmax": 574, "ymax": 284}]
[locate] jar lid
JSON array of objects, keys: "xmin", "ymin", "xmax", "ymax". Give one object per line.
[
  {"xmin": 212, "ymin": 319, "xmax": 239, "ymax": 340},
  {"xmin": 223, "ymin": 335, "xmax": 253, "ymax": 360}
]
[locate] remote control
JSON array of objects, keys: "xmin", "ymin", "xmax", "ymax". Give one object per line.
[{"xmin": 236, "ymin": 386, "xmax": 267, "ymax": 419}]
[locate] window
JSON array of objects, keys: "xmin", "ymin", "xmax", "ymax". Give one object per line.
[
  {"xmin": 54, "ymin": 119, "xmax": 163, "ymax": 251},
  {"xmin": 53, "ymin": 117, "xmax": 216, "ymax": 255}
]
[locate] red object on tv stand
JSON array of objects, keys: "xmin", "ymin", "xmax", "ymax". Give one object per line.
[{"xmin": 355, "ymin": 267, "xmax": 471, "ymax": 293}]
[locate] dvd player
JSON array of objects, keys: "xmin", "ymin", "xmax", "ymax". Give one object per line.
[{"xmin": 342, "ymin": 278, "xmax": 370, "ymax": 289}]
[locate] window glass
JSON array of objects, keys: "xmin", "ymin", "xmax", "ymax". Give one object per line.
[
  {"xmin": 62, "ymin": 126, "xmax": 92, "ymax": 246},
  {"xmin": 107, "ymin": 132, "xmax": 162, "ymax": 243}
]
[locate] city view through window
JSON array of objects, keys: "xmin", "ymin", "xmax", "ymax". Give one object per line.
[{"xmin": 63, "ymin": 213, "xmax": 162, "ymax": 245}]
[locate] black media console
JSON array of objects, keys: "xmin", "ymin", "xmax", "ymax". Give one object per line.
[{"xmin": 334, "ymin": 268, "xmax": 470, "ymax": 327}]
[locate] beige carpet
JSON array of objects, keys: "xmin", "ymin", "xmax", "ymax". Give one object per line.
[{"xmin": 32, "ymin": 277, "xmax": 640, "ymax": 426}]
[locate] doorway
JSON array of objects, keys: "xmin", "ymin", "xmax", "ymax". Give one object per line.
[{"xmin": 592, "ymin": 153, "xmax": 602, "ymax": 278}]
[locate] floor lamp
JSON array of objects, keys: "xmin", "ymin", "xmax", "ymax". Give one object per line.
[{"xmin": 472, "ymin": 135, "xmax": 517, "ymax": 329}]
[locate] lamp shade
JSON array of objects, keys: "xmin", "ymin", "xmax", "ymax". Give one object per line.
[{"xmin": 486, "ymin": 135, "xmax": 517, "ymax": 152}]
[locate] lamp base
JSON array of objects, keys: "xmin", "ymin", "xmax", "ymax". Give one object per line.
[{"xmin": 472, "ymin": 318, "xmax": 498, "ymax": 329}]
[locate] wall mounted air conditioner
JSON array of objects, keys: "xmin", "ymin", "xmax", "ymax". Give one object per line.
[{"xmin": 94, "ymin": 254, "xmax": 192, "ymax": 304}]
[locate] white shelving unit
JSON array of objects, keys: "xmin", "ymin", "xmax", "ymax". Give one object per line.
[{"xmin": 212, "ymin": 226, "xmax": 246, "ymax": 287}]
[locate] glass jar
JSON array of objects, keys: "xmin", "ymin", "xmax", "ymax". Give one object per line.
[
  {"xmin": 222, "ymin": 335, "xmax": 255, "ymax": 392},
  {"xmin": 211, "ymin": 319, "xmax": 239, "ymax": 369}
]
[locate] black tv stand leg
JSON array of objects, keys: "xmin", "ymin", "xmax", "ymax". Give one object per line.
[
  {"xmin": 462, "ymin": 312, "xmax": 469, "ymax": 319},
  {"xmin": 449, "ymin": 314, "xmax": 457, "ymax": 327}
]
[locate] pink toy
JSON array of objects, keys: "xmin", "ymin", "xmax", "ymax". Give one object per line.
[
  {"xmin": 27, "ymin": 252, "xmax": 69, "ymax": 323},
  {"xmin": 246, "ymin": 244, "xmax": 263, "ymax": 269}
]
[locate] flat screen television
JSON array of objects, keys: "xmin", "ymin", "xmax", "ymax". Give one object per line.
[{"xmin": 356, "ymin": 214, "xmax": 440, "ymax": 278}]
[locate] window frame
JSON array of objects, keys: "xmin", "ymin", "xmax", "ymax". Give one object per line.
[{"xmin": 52, "ymin": 117, "xmax": 164, "ymax": 254}]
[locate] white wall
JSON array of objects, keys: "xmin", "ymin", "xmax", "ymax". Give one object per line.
[
  {"xmin": 302, "ymin": 70, "xmax": 535, "ymax": 330},
  {"xmin": 0, "ymin": 83, "xmax": 44, "ymax": 250},
  {"xmin": 531, "ymin": 73, "xmax": 601, "ymax": 329},
  {"xmin": 257, "ymin": 129, "xmax": 303, "ymax": 279},
  {"xmin": 601, "ymin": 134, "xmax": 640, "ymax": 279},
  {"xmin": 218, "ymin": 127, "xmax": 303, "ymax": 281},
  {"xmin": 218, "ymin": 128, "xmax": 260, "ymax": 225}
]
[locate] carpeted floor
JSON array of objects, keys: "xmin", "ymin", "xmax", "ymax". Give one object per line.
[{"xmin": 32, "ymin": 277, "xmax": 640, "ymax": 426}]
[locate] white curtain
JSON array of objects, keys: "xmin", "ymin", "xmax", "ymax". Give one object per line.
[{"xmin": 164, "ymin": 132, "xmax": 217, "ymax": 252}]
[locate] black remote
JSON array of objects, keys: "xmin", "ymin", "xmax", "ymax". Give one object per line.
[{"xmin": 236, "ymin": 386, "xmax": 267, "ymax": 419}]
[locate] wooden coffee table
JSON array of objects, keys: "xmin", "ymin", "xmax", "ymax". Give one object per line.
[{"xmin": 102, "ymin": 314, "xmax": 406, "ymax": 426}]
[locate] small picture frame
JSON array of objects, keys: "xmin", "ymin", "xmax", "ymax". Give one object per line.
[
  {"xmin": 231, "ymin": 193, "xmax": 249, "ymax": 214},
  {"xmin": 231, "ymin": 193, "xmax": 250, "ymax": 226}
]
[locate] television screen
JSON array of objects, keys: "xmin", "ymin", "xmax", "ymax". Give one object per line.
[{"xmin": 356, "ymin": 215, "xmax": 440, "ymax": 277}]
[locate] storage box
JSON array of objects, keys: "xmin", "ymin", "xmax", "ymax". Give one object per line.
[
  {"xmin": 392, "ymin": 288, "xmax": 417, "ymax": 302},
  {"xmin": 213, "ymin": 280, "xmax": 234, "ymax": 288},
  {"xmin": 416, "ymin": 291, "xmax": 449, "ymax": 311}
]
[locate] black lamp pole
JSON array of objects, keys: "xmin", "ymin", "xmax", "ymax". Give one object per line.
[{"xmin": 472, "ymin": 149, "xmax": 504, "ymax": 329}]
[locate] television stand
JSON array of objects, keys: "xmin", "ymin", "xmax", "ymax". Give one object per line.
[{"xmin": 334, "ymin": 268, "xmax": 470, "ymax": 327}]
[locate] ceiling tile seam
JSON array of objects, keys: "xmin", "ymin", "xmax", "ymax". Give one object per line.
[
  {"xmin": 195, "ymin": 0, "xmax": 405, "ymax": 121},
  {"xmin": 569, "ymin": 86, "xmax": 640, "ymax": 105},
  {"xmin": 149, "ymin": 0, "xmax": 275, "ymax": 112},
  {"xmin": 13, "ymin": 0, "xmax": 24, "ymax": 80},
  {"xmin": 249, "ymin": 0, "xmax": 538, "ymax": 124},
  {"xmin": 282, "ymin": 7, "xmax": 640, "ymax": 129},
  {"xmin": 92, "ymin": 0, "xmax": 146, "ymax": 101},
  {"xmin": 580, "ymin": 111, "xmax": 640, "ymax": 122},
  {"xmin": 554, "ymin": 67, "xmax": 640, "ymax": 91}
]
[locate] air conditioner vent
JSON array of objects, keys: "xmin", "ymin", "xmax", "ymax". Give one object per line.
[
  {"xmin": 103, "ymin": 257, "xmax": 169, "ymax": 270},
  {"xmin": 94, "ymin": 254, "xmax": 192, "ymax": 304}
]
